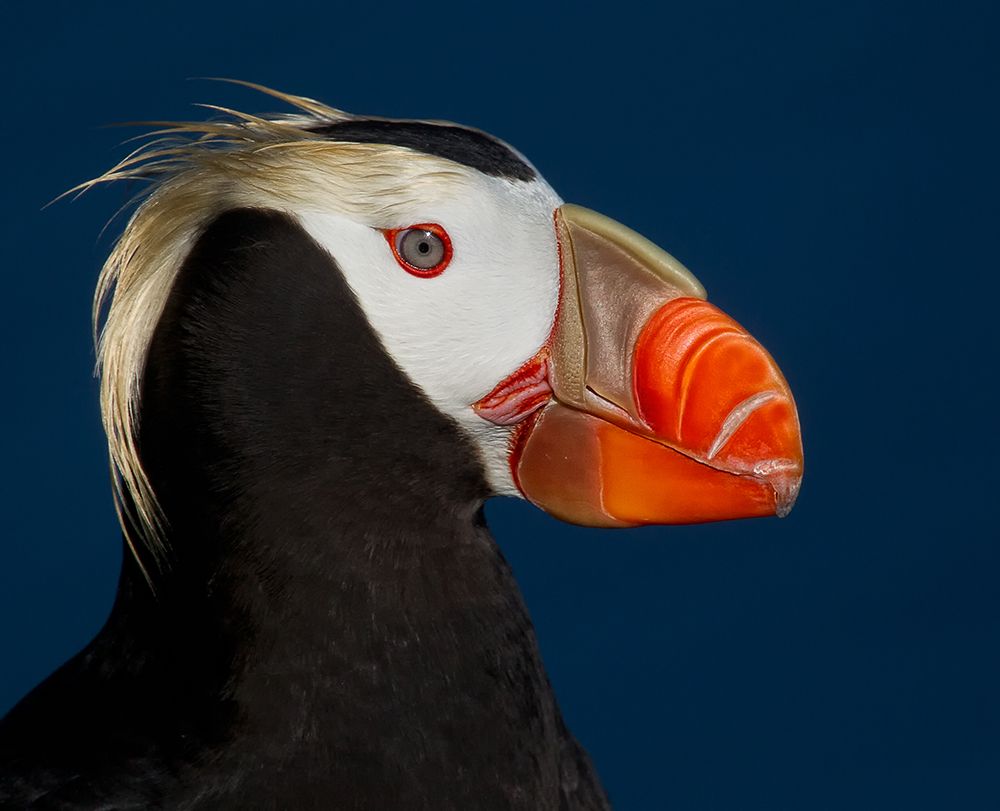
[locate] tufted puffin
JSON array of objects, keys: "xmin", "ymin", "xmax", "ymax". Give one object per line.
[{"xmin": 0, "ymin": 84, "xmax": 803, "ymax": 810}]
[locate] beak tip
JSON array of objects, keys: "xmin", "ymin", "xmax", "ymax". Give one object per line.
[
  {"xmin": 763, "ymin": 462, "xmax": 803, "ymax": 518},
  {"xmin": 775, "ymin": 490, "xmax": 799, "ymax": 519}
]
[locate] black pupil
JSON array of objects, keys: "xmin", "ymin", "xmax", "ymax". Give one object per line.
[{"xmin": 418, "ymin": 241, "xmax": 430, "ymax": 254}]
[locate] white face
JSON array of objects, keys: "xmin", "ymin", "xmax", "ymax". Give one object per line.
[{"xmin": 295, "ymin": 172, "xmax": 564, "ymax": 495}]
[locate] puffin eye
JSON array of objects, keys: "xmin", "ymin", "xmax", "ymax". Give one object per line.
[
  {"xmin": 387, "ymin": 223, "xmax": 453, "ymax": 277},
  {"xmin": 398, "ymin": 229, "xmax": 444, "ymax": 268}
]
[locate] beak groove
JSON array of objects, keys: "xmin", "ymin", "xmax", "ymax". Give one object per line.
[{"xmin": 706, "ymin": 390, "xmax": 780, "ymax": 461}]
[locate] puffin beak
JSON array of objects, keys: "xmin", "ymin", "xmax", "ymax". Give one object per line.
[{"xmin": 476, "ymin": 204, "xmax": 803, "ymax": 527}]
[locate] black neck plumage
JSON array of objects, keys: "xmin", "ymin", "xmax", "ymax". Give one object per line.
[{"xmin": 110, "ymin": 207, "xmax": 573, "ymax": 806}]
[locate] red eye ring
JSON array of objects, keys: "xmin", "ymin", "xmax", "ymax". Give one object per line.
[{"xmin": 384, "ymin": 223, "xmax": 453, "ymax": 278}]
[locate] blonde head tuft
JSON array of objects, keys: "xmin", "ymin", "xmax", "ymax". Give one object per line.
[{"xmin": 83, "ymin": 83, "xmax": 472, "ymax": 586}]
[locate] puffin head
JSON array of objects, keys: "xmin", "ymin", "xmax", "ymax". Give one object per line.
[{"xmin": 89, "ymin": 84, "xmax": 803, "ymax": 571}]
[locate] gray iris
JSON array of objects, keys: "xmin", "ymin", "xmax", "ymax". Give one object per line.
[{"xmin": 398, "ymin": 229, "xmax": 445, "ymax": 269}]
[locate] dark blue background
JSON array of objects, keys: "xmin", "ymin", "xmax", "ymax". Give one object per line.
[{"xmin": 2, "ymin": 1, "xmax": 997, "ymax": 808}]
